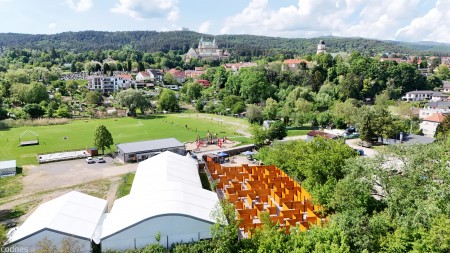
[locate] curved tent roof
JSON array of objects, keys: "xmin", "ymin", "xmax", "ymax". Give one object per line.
[
  {"xmin": 7, "ymin": 191, "xmax": 107, "ymax": 245},
  {"xmin": 101, "ymin": 151, "xmax": 219, "ymax": 239},
  {"xmin": 130, "ymin": 151, "xmax": 201, "ymax": 194}
]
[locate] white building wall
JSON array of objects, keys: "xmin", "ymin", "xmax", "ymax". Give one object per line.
[
  {"xmin": 6, "ymin": 230, "xmax": 91, "ymax": 253},
  {"xmin": 0, "ymin": 167, "xmax": 16, "ymax": 177},
  {"xmin": 420, "ymin": 121, "xmax": 439, "ymax": 137},
  {"xmin": 101, "ymin": 215, "xmax": 213, "ymax": 252}
]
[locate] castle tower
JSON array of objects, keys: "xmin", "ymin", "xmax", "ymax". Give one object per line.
[
  {"xmin": 213, "ymin": 37, "xmax": 217, "ymax": 48},
  {"xmin": 317, "ymin": 40, "xmax": 326, "ymax": 54}
]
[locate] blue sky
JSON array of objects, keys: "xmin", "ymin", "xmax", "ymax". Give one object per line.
[{"xmin": 0, "ymin": 0, "xmax": 447, "ymax": 42}]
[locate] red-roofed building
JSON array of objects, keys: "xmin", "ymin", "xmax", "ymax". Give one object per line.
[
  {"xmin": 168, "ymin": 69, "xmax": 186, "ymax": 83},
  {"xmin": 136, "ymin": 71, "xmax": 151, "ymax": 82},
  {"xmin": 283, "ymin": 59, "xmax": 309, "ymax": 70},
  {"xmin": 224, "ymin": 62, "xmax": 257, "ymax": 73},
  {"xmin": 420, "ymin": 112, "xmax": 447, "ymax": 137},
  {"xmin": 197, "ymin": 80, "xmax": 211, "ymax": 88},
  {"xmin": 117, "ymin": 74, "xmax": 133, "ymax": 80},
  {"xmin": 185, "ymin": 69, "xmax": 206, "ymax": 79},
  {"xmin": 306, "ymin": 130, "xmax": 338, "ymax": 141},
  {"xmin": 380, "ymin": 58, "xmax": 406, "ymax": 64}
]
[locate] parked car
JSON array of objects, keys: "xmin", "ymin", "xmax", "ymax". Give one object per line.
[
  {"xmin": 86, "ymin": 157, "xmax": 95, "ymax": 164},
  {"xmin": 343, "ymin": 132, "xmax": 360, "ymax": 139},
  {"xmin": 357, "ymin": 141, "xmax": 372, "ymax": 148},
  {"xmin": 96, "ymin": 157, "xmax": 106, "ymax": 163}
]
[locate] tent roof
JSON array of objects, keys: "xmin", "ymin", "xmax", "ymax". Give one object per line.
[
  {"xmin": 8, "ymin": 191, "xmax": 107, "ymax": 244},
  {"xmin": 131, "ymin": 151, "xmax": 202, "ymax": 193},
  {"xmin": 116, "ymin": 138, "xmax": 184, "ymax": 154},
  {"xmin": 101, "ymin": 151, "xmax": 219, "ymax": 239}
]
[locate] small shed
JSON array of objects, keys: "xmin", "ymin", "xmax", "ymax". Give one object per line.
[
  {"xmin": 0, "ymin": 160, "xmax": 16, "ymax": 177},
  {"xmin": 86, "ymin": 147, "xmax": 98, "ymax": 156}
]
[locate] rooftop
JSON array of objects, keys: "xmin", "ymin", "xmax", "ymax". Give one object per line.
[
  {"xmin": 423, "ymin": 112, "xmax": 446, "ymax": 123},
  {"xmin": 307, "ymin": 130, "xmax": 337, "ymax": 139},
  {"xmin": 100, "ymin": 152, "xmax": 218, "ymax": 239},
  {"xmin": 7, "ymin": 191, "xmax": 107, "ymax": 245},
  {"xmin": 406, "ymin": 90, "xmax": 435, "ymax": 94},
  {"xmin": 116, "ymin": 138, "xmax": 184, "ymax": 154}
]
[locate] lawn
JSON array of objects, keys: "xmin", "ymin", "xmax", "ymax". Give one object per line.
[
  {"xmin": 117, "ymin": 173, "xmax": 135, "ymax": 198},
  {"xmin": 0, "ymin": 113, "xmax": 249, "ymax": 165}
]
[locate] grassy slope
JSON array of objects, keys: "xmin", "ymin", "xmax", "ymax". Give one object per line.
[{"xmin": 0, "ymin": 114, "xmax": 249, "ymax": 165}]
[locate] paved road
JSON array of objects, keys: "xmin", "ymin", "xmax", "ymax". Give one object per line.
[
  {"xmin": 23, "ymin": 157, "xmax": 137, "ymax": 194},
  {"xmin": 345, "ymin": 138, "xmax": 378, "ymax": 157}
]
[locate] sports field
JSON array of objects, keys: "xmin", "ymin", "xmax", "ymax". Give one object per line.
[{"xmin": 0, "ymin": 114, "xmax": 250, "ymax": 165}]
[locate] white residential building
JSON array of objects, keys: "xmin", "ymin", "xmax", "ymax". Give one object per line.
[
  {"xmin": 135, "ymin": 71, "xmax": 152, "ymax": 82},
  {"xmin": 87, "ymin": 75, "xmax": 135, "ymax": 93},
  {"xmin": 402, "ymin": 90, "xmax": 436, "ymax": 102},
  {"xmin": 420, "ymin": 113, "xmax": 446, "ymax": 137}
]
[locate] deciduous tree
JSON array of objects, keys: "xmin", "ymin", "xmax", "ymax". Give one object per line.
[
  {"xmin": 116, "ymin": 89, "xmax": 151, "ymax": 116},
  {"xmin": 93, "ymin": 124, "xmax": 113, "ymax": 154}
]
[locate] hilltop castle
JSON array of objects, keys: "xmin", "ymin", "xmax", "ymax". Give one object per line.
[{"xmin": 185, "ymin": 37, "xmax": 230, "ymax": 61}]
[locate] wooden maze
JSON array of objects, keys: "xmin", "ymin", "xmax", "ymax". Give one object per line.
[{"xmin": 206, "ymin": 162, "xmax": 326, "ymax": 238}]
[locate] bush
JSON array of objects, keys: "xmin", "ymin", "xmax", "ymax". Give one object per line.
[{"xmin": 0, "ymin": 118, "xmax": 70, "ymax": 129}]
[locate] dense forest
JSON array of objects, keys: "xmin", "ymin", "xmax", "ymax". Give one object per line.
[{"xmin": 1, "ymin": 31, "xmax": 450, "ymax": 56}]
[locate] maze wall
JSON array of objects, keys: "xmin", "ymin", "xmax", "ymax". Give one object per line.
[{"xmin": 206, "ymin": 162, "xmax": 326, "ymax": 238}]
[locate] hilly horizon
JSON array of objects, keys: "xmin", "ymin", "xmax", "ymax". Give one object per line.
[{"xmin": 1, "ymin": 30, "xmax": 450, "ymax": 56}]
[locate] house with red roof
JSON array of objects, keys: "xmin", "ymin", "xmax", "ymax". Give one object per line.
[
  {"xmin": 197, "ymin": 80, "xmax": 211, "ymax": 88},
  {"xmin": 167, "ymin": 69, "xmax": 186, "ymax": 83},
  {"xmin": 282, "ymin": 59, "xmax": 309, "ymax": 70},
  {"xmin": 420, "ymin": 112, "xmax": 447, "ymax": 137},
  {"xmin": 136, "ymin": 71, "xmax": 151, "ymax": 82}
]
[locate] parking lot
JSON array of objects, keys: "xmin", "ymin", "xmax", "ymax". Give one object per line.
[{"xmin": 23, "ymin": 156, "xmax": 137, "ymax": 194}]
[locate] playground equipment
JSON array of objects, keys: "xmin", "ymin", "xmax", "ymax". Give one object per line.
[
  {"xmin": 18, "ymin": 130, "xmax": 39, "ymax": 147},
  {"xmin": 196, "ymin": 131, "xmax": 230, "ymax": 149}
]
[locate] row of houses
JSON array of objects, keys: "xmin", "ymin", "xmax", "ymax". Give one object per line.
[
  {"xmin": 87, "ymin": 63, "xmax": 258, "ymax": 93},
  {"xmin": 401, "ymin": 81, "xmax": 450, "ymax": 102}
]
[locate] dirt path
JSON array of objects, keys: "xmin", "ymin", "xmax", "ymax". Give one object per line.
[
  {"xmin": 106, "ymin": 178, "xmax": 121, "ymax": 212},
  {"xmin": 0, "ymin": 158, "xmax": 137, "ymax": 225}
]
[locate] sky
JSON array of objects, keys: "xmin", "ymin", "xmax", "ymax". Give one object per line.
[{"xmin": 0, "ymin": 0, "xmax": 448, "ymax": 43}]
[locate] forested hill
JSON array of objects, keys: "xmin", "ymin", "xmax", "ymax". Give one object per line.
[{"xmin": 1, "ymin": 30, "xmax": 449, "ymax": 56}]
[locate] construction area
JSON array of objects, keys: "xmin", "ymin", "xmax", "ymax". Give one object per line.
[{"xmin": 205, "ymin": 162, "xmax": 327, "ymax": 238}]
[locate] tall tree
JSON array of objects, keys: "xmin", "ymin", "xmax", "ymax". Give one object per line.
[
  {"xmin": 93, "ymin": 125, "xmax": 114, "ymax": 154},
  {"xmin": 157, "ymin": 88, "xmax": 179, "ymax": 112},
  {"xmin": 116, "ymin": 89, "xmax": 151, "ymax": 116}
]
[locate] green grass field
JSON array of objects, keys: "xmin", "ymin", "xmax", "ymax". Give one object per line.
[
  {"xmin": 117, "ymin": 173, "xmax": 135, "ymax": 198},
  {"xmin": 0, "ymin": 114, "xmax": 249, "ymax": 165}
]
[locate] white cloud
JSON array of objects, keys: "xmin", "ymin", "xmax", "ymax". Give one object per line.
[
  {"xmin": 111, "ymin": 0, "xmax": 179, "ymax": 21},
  {"xmin": 220, "ymin": 0, "xmax": 440, "ymax": 42},
  {"xmin": 66, "ymin": 0, "xmax": 93, "ymax": 12},
  {"xmin": 48, "ymin": 23, "xmax": 57, "ymax": 29},
  {"xmin": 198, "ymin": 21, "xmax": 211, "ymax": 34},
  {"xmin": 395, "ymin": 0, "xmax": 450, "ymax": 42}
]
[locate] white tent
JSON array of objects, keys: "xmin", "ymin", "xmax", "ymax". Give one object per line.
[
  {"xmin": 101, "ymin": 151, "xmax": 219, "ymax": 251},
  {"xmin": 5, "ymin": 191, "xmax": 107, "ymax": 252}
]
